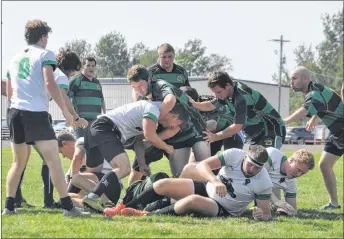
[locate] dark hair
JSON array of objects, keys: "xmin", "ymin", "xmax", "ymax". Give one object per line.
[
  {"xmin": 24, "ymin": 19, "xmax": 52, "ymax": 45},
  {"xmin": 169, "ymin": 103, "xmax": 189, "ymax": 123},
  {"xmin": 82, "ymin": 56, "xmax": 96, "ymax": 66},
  {"xmin": 57, "ymin": 131, "xmax": 76, "ymax": 148},
  {"xmin": 158, "ymin": 43, "xmax": 175, "ymax": 55},
  {"xmin": 180, "ymin": 86, "xmax": 199, "ymax": 102},
  {"xmin": 248, "ymin": 145, "xmax": 268, "ymax": 165},
  {"xmin": 56, "ymin": 48, "xmax": 81, "ymax": 75},
  {"xmin": 207, "ymin": 71, "xmax": 234, "ymax": 89},
  {"xmin": 127, "ymin": 64, "xmax": 150, "ymax": 82}
]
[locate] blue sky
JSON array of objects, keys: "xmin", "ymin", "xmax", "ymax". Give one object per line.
[{"xmin": 1, "ymin": 1, "xmax": 342, "ymax": 83}]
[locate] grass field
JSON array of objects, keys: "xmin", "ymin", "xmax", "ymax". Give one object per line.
[{"xmin": 1, "ymin": 147, "xmax": 343, "ymax": 238}]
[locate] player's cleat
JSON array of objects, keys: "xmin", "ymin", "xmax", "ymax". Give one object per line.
[
  {"xmin": 103, "ymin": 203, "xmax": 126, "ymax": 217},
  {"xmin": 120, "ymin": 207, "xmax": 148, "ymax": 216},
  {"xmin": 63, "ymin": 207, "xmax": 91, "ymax": 217},
  {"xmin": 2, "ymin": 208, "xmax": 18, "ymax": 215},
  {"xmin": 15, "ymin": 198, "xmax": 35, "ymax": 208},
  {"xmin": 320, "ymin": 203, "xmax": 341, "ymax": 210},
  {"xmin": 83, "ymin": 194, "xmax": 104, "ymax": 213}
]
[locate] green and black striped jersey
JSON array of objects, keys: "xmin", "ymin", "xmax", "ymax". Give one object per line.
[
  {"xmin": 68, "ymin": 73, "xmax": 104, "ymax": 121},
  {"xmin": 148, "ymin": 63, "xmax": 190, "ymax": 88},
  {"xmin": 302, "ymin": 82, "xmax": 344, "ymax": 134}
]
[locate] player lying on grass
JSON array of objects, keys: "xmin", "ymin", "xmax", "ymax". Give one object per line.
[
  {"xmin": 264, "ymin": 147, "xmax": 315, "ymax": 216},
  {"xmin": 105, "ymin": 145, "xmax": 273, "ymax": 221},
  {"xmin": 81, "ymin": 100, "xmax": 188, "ymax": 213}
]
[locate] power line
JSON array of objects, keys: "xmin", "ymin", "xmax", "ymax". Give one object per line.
[{"xmin": 269, "ymin": 35, "xmax": 290, "ymax": 114}]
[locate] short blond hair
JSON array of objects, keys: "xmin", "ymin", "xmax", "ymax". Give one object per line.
[{"xmin": 292, "ymin": 149, "xmax": 315, "ymax": 170}]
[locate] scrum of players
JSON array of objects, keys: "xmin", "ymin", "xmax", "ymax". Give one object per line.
[{"xmin": 2, "ymin": 19, "xmax": 343, "ymax": 219}]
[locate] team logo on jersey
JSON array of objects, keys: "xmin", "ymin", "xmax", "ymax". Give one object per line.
[{"xmin": 177, "ymin": 75, "xmax": 183, "ymax": 82}]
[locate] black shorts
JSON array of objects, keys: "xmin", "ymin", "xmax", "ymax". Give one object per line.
[
  {"xmin": 132, "ymin": 146, "xmax": 164, "ymax": 171},
  {"xmin": 7, "ymin": 108, "xmax": 56, "ymax": 145},
  {"xmin": 250, "ymin": 125, "xmax": 286, "ymax": 149},
  {"xmin": 192, "ymin": 180, "xmax": 231, "ymax": 217},
  {"xmin": 324, "ymin": 133, "xmax": 344, "ymax": 156},
  {"xmin": 167, "ymin": 135, "xmax": 203, "ymax": 149},
  {"xmin": 85, "ymin": 117, "xmax": 124, "ymax": 168}
]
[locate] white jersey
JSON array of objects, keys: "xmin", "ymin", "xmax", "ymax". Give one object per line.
[
  {"xmin": 53, "ymin": 68, "xmax": 69, "ymax": 90},
  {"xmin": 266, "ymin": 147, "xmax": 297, "ymax": 198},
  {"xmin": 101, "ymin": 101, "xmax": 161, "ymax": 144},
  {"xmin": 7, "ymin": 45, "xmax": 56, "ymax": 112},
  {"xmin": 206, "ymin": 148, "xmax": 273, "ymax": 216}
]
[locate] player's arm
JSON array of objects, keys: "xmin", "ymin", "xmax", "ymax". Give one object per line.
[
  {"xmin": 70, "ymin": 145, "xmax": 85, "ymax": 176},
  {"xmin": 159, "ymin": 93, "xmax": 176, "ymax": 118},
  {"xmin": 254, "ymin": 188, "xmax": 272, "ymax": 221},
  {"xmin": 133, "ymin": 137, "xmax": 151, "ymax": 176},
  {"xmin": 100, "ymin": 84, "xmax": 106, "ymax": 114},
  {"xmin": 285, "ymin": 197, "xmax": 297, "ymax": 210},
  {"xmin": 189, "ymin": 98, "xmax": 216, "ymax": 111},
  {"xmin": 6, "ymin": 79, "xmax": 12, "ymax": 100},
  {"xmin": 143, "ymin": 117, "xmax": 174, "ymax": 154},
  {"xmin": 283, "ymin": 107, "xmax": 308, "ymax": 125},
  {"xmin": 2, "ymin": 79, "xmax": 7, "ymax": 97},
  {"xmin": 341, "ymin": 83, "xmax": 344, "ymax": 101},
  {"xmin": 196, "ymin": 155, "xmax": 222, "ymax": 183},
  {"xmin": 158, "ymin": 126, "xmax": 181, "ymax": 140}
]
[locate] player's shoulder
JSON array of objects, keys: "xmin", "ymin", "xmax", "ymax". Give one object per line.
[
  {"xmin": 147, "ymin": 63, "xmax": 160, "ymax": 73},
  {"xmin": 173, "ymin": 63, "xmax": 187, "ymax": 74}
]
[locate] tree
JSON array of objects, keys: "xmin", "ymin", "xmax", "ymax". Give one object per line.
[
  {"xmin": 137, "ymin": 50, "xmax": 158, "ymax": 67},
  {"xmin": 176, "ymin": 38, "xmax": 232, "ymax": 76},
  {"xmin": 64, "ymin": 39, "xmax": 93, "ymax": 61},
  {"xmin": 95, "ymin": 31, "xmax": 130, "ymax": 77},
  {"xmin": 130, "ymin": 42, "xmax": 150, "ymax": 65}
]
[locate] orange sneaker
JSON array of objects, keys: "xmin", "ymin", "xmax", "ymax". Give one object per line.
[
  {"xmin": 120, "ymin": 207, "xmax": 148, "ymax": 216},
  {"xmin": 103, "ymin": 203, "xmax": 126, "ymax": 217}
]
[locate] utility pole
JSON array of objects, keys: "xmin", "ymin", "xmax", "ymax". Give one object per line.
[{"xmin": 271, "ymin": 35, "xmax": 290, "ymax": 113}]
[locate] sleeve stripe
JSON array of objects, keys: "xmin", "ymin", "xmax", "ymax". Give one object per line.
[
  {"xmin": 58, "ymin": 84, "xmax": 69, "ymax": 89},
  {"xmin": 218, "ymin": 153, "xmax": 226, "ymax": 167},
  {"xmin": 42, "ymin": 60, "xmax": 57, "ymax": 67},
  {"xmin": 143, "ymin": 112, "xmax": 158, "ymax": 122},
  {"xmin": 255, "ymin": 194, "xmax": 271, "ymax": 200},
  {"xmin": 285, "ymin": 193, "xmax": 297, "ymax": 198}
]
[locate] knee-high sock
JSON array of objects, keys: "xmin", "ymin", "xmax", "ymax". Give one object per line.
[
  {"xmin": 41, "ymin": 165, "xmax": 54, "ymax": 206},
  {"xmin": 15, "ymin": 167, "xmax": 26, "ymax": 203},
  {"xmin": 148, "ymin": 204, "xmax": 177, "ymax": 216},
  {"xmin": 92, "ymin": 171, "xmax": 122, "ymax": 205},
  {"xmin": 125, "ymin": 186, "xmax": 164, "ymax": 209}
]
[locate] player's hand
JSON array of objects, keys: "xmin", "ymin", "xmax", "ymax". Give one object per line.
[
  {"xmin": 139, "ymin": 163, "xmax": 151, "ymax": 176},
  {"xmin": 305, "ymin": 118, "xmax": 316, "ymax": 131},
  {"xmin": 62, "ymin": 109, "xmax": 74, "ymax": 127},
  {"xmin": 164, "ymin": 144, "xmax": 175, "ymax": 154},
  {"xmin": 74, "ymin": 117, "xmax": 88, "ymax": 128},
  {"xmin": 252, "ymin": 207, "xmax": 264, "ymax": 220},
  {"xmin": 203, "ymin": 131, "xmax": 220, "ymax": 143},
  {"xmin": 213, "ymin": 180, "xmax": 227, "ymax": 198}
]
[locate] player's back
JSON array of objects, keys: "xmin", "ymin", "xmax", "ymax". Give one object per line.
[{"xmin": 8, "ymin": 45, "xmax": 56, "ymax": 111}]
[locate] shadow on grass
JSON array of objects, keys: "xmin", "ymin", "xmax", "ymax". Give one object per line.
[{"xmin": 294, "ymin": 209, "xmax": 343, "ymax": 220}]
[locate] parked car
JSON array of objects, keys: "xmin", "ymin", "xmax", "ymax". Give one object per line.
[
  {"xmin": 53, "ymin": 121, "xmax": 74, "ymax": 134},
  {"xmin": 285, "ymin": 126, "xmax": 314, "ymax": 145},
  {"xmin": 1, "ymin": 119, "xmax": 10, "ymax": 140}
]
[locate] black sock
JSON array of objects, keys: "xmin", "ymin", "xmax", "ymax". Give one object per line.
[
  {"xmin": 148, "ymin": 204, "xmax": 177, "ymax": 216},
  {"xmin": 125, "ymin": 186, "xmax": 164, "ymax": 209},
  {"xmin": 68, "ymin": 184, "xmax": 82, "ymax": 194},
  {"xmin": 15, "ymin": 168, "xmax": 26, "ymax": 203},
  {"xmin": 93, "ymin": 171, "xmax": 122, "ymax": 205},
  {"xmin": 5, "ymin": 197, "xmax": 15, "ymax": 211},
  {"xmin": 41, "ymin": 165, "xmax": 54, "ymax": 206},
  {"xmin": 60, "ymin": 196, "xmax": 74, "ymax": 211}
]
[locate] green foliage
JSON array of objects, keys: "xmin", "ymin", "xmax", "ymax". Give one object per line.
[
  {"xmin": 95, "ymin": 31, "xmax": 130, "ymax": 78},
  {"xmin": 1, "ymin": 147, "xmax": 343, "ymax": 238},
  {"xmin": 64, "ymin": 39, "xmax": 94, "ymax": 61}
]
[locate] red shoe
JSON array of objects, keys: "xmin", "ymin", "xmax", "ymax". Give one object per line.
[
  {"xmin": 104, "ymin": 203, "xmax": 126, "ymax": 217},
  {"xmin": 120, "ymin": 207, "xmax": 148, "ymax": 216}
]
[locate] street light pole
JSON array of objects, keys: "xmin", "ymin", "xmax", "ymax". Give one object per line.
[{"xmin": 271, "ymin": 35, "xmax": 290, "ymax": 113}]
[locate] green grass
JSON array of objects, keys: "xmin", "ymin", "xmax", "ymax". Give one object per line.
[{"xmin": 1, "ymin": 147, "xmax": 343, "ymax": 238}]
